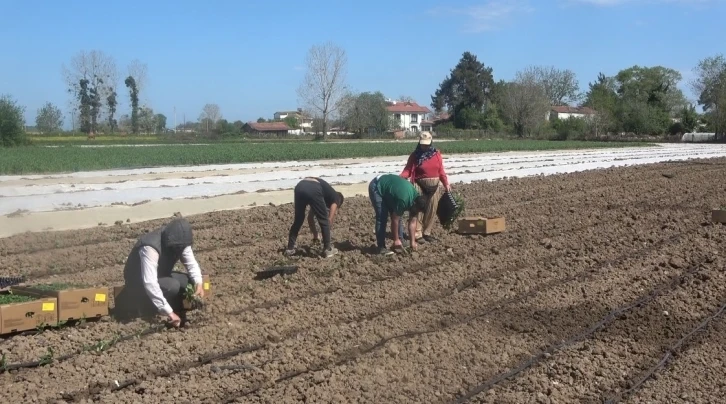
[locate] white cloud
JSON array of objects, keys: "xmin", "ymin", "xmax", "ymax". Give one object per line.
[{"xmin": 427, "ymin": 1, "xmax": 534, "ymax": 33}]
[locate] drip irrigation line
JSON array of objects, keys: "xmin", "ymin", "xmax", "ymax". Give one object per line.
[
  {"xmin": 449, "ymin": 257, "xmax": 710, "ymax": 404},
  {"xmin": 0, "ymin": 324, "xmax": 166, "ymax": 374},
  {"xmin": 222, "ymin": 230, "xmax": 697, "ymax": 401},
  {"xmin": 603, "ymin": 299, "xmax": 726, "ymax": 404}
]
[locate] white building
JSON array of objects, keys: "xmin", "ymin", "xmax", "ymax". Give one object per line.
[
  {"xmin": 386, "ymin": 100, "xmax": 432, "ymax": 133},
  {"xmin": 546, "ymin": 106, "xmax": 597, "ymax": 121},
  {"xmin": 273, "ymin": 109, "xmax": 313, "ymax": 130}
]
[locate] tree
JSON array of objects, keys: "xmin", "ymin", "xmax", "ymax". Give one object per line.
[
  {"xmin": 431, "ymin": 52, "xmax": 495, "ymax": 129},
  {"xmin": 679, "ymin": 104, "xmax": 699, "ymax": 133},
  {"xmin": 138, "ymin": 106, "xmax": 156, "ymax": 134},
  {"xmin": 62, "ymin": 50, "xmax": 118, "ymax": 133},
  {"xmin": 35, "ymin": 102, "xmax": 64, "ymax": 134},
  {"xmin": 78, "ymin": 79, "xmax": 91, "ymax": 134},
  {"xmin": 691, "ymin": 54, "xmax": 726, "ymax": 137},
  {"xmin": 0, "ymin": 95, "xmax": 27, "ymax": 146},
  {"xmin": 125, "ymin": 76, "xmax": 140, "ymax": 134},
  {"xmin": 583, "ymin": 73, "xmax": 619, "ymax": 135},
  {"xmin": 199, "ymin": 103, "xmax": 222, "ymax": 132},
  {"xmin": 398, "ymin": 95, "xmax": 414, "ymax": 102},
  {"xmin": 155, "ymin": 113, "xmax": 167, "ymax": 133},
  {"xmin": 341, "ymin": 91, "xmax": 391, "ymax": 135},
  {"xmin": 297, "ymin": 42, "xmax": 348, "ymax": 139},
  {"xmin": 499, "ymin": 70, "xmax": 550, "ymax": 137},
  {"xmin": 127, "ymin": 59, "xmax": 148, "ymax": 97},
  {"xmin": 106, "ymin": 89, "xmax": 118, "ymax": 133},
  {"xmin": 256, "ymin": 117, "xmax": 266, "ymax": 123},
  {"xmin": 521, "ymin": 65, "xmax": 580, "ymax": 106},
  {"xmin": 283, "ymin": 115, "xmax": 299, "ymax": 129},
  {"xmin": 614, "ymin": 65, "xmax": 686, "ymax": 134}
]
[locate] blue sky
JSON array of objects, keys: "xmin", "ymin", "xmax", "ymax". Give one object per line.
[{"xmin": 1, "ymin": 0, "xmax": 724, "ymax": 129}]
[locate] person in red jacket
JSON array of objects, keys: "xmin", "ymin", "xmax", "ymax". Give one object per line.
[{"xmin": 400, "ymin": 131, "xmax": 450, "ymax": 243}]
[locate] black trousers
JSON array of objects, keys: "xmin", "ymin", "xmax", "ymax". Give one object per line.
[
  {"xmin": 117, "ymin": 271, "xmax": 190, "ymax": 318},
  {"xmin": 287, "ymin": 180, "xmax": 331, "ymax": 250}
]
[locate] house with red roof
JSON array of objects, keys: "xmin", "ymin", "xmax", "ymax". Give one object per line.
[
  {"xmin": 386, "ymin": 100, "xmax": 431, "ymax": 133},
  {"xmin": 243, "ymin": 121, "xmax": 291, "ymax": 137}
]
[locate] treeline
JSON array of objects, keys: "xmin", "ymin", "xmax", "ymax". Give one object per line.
[{"xmin": 430, "ymin": 52, "xmax": 725, "ymax": 140}]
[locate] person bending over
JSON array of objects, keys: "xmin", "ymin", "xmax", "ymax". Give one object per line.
[
  {"xmin": 368, "ymin": 173, "xmax": 428, "ymax": 255},
  {"xmin": 285, "ymin": 177, "xmax": 344, "ymax": 258}
]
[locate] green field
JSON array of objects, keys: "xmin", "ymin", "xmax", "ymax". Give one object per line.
[{"xmin": 0, "ymin": 140, "xmax": 653, "ymax": 175}]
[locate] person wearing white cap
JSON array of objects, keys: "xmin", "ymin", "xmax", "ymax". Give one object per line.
[{"xmin": 399, "ymin": 131, "xmax": 451, "ymax": 243}]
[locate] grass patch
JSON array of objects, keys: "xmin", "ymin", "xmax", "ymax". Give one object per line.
[{"xmin": 0, "ymin": 140, "xmax": 655, "ymax": 175}]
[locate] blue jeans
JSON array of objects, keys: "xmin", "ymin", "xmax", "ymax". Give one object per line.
[{"xmin": 368, "ymin": 176, "xmax": 404, "ymax": 249}]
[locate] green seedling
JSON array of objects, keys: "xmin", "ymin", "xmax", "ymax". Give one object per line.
[
  {"xmin": 0, "ymin": 294, "xmax": 35, "ymax": 305},
  {"xmin": 39, "ymin": 347, "xmax": 54, "ymax": 366},
  {"xmin": 183, "ymin": 284, "xmax": 204, "ymax": 310},
  {"xmin": 86, "ymin": 333, "xmax": 121, "ymax": 353},
  {"xmin": 30, "ymin": 283, "xmax": 89, "ymax": 291},
  {"xmin": 0, "ymin": 353, "xmax": 7, "ymax": 371}
]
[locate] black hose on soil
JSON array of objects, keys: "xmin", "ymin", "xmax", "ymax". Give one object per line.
[
  {"xmin": 603, "ymin": 299, "xmax": 726, "ymax": 404},
  {"xmin": 449, "ymin": 257, "xmax": 711, "ymax": 403},
  {"xmin": 0, "ymin": 324, "xmax": 166, "ymax": 374}
]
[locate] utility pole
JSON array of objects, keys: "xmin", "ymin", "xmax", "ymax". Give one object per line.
[{"xmin": 174, "ymin": 106, "xmax": 177, "ymax": 133}]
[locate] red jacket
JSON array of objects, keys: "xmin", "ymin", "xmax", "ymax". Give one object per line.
[{"xmin": 400, "ymin": 150, "xmax": 449, "ymax": 188}]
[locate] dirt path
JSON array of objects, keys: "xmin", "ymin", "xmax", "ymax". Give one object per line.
[{"xmin": 0, "ymin": 158, "xmax": 725, "ymax": 403}]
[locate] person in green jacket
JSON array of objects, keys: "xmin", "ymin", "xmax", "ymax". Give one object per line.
[{"xmin": 368, "ymin": 174, "xmax": 429, "ymax": 255}]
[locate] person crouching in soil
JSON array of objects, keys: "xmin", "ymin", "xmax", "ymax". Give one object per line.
[
  {"xmin": 368, "ymin": 173, "xmax": 429, "ymax": 255},
  {"xmin": 285, "ymin": 177, "xmax": 344, "ymax": 258},
  {"xmin": 400, "ymin": 131, "xmax": 450, "ymax": 244},
  {"xmin": 120, "ymin": 217, "xmax": 205, "ymax": 328}
]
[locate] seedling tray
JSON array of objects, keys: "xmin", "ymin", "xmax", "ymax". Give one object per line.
[
  {"xmin": 0, "ymin": 276, "xmax": 26, "ymax": 292},
  {"xmin": 255, "ymin": 266, "xmax": 298, "ymax": 280},
  {"xmin": 11, "ymin": 283, "xmax": 108, "ymax": 322},
  {"xmin": 0, "ymin": 293, "xmax": 58, "ymax": 334}
]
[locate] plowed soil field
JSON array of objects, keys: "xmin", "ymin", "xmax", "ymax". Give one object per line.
[{"xmin": 2, "ymin": 158, "xmax": 726, "ymax": 404}]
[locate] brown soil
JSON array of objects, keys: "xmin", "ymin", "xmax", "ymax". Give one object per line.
[{"xmin": 1, "ymin": 158, "xmax": 726, "ymax": 403}]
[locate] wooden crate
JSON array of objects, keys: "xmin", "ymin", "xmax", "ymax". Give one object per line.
[
  {"xmin": 12, "ymin": 286, "xmax": 109, "ymax": 322},
  {"xmin": 712, "ymin": 209, "xmax": 726, "ymax": 224},
  {"xmin": 457, "ymin": 216, "xmax": 506, "ymax": 235},
  {"xmin": 0, "ymin": 296, "xmax": 58, "ymax": 334}
]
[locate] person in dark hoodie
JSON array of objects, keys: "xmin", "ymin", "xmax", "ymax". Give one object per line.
[
  {"xmin": 285, "ymin": 177, "xmax": 344, "ymax": 258},
  {"xmin": 121, "ymin": 217, "xmax": 204, "ymax": 327}
]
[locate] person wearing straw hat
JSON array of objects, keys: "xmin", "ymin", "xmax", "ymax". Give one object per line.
[{"xmin": 400, "ymin": 131, "xmax": 451, "ymax": 244}]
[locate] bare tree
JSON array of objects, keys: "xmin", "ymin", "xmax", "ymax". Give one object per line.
[
  {"xmin": 199, "ymin": 103, "xmax": 222, "ymax": 132},
  {"xmin": 127, "ymin": 59, "xmax": 149, "ymax": 100},
  {"xmin": 500, "ymin": 69, "xmax": 551, "ymax": 137},
  {"xmin": 297, "ymin": 42, "xmax": 348, "ymax": 138},
  {"xmin": 398, "ymin": 95, "xmax": 414, "ymax": 102},
  {"xmin": 521, "ymin": 65, "xmax": 580, "ymax": 106},
  {"xmin": 62, "ymin": 50, "xmax": 118, "ymax": 125}
]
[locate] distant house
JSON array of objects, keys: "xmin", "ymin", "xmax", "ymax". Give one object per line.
[
  {"xmin": 243, "ymin": 121, "xmax": 290, "ymax": 136},
  {"xmin": 273, "ymin": 108, "xmax": 313, "ymax": 131},
  {"xmin": 386, "ymin": 100, "xmax": 431, "ymax": 133},
  {"xmin": 421, "ymin": 112, "xmax": 451, "ymax": 132},
  {"xmin": 547, "ymin": 106, "xmax": 596, "ymax": 121}
]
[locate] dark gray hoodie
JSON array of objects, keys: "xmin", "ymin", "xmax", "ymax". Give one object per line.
[{"xmin": 123, "ymin": 218, "xmax": 194, "ymax": 284}]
